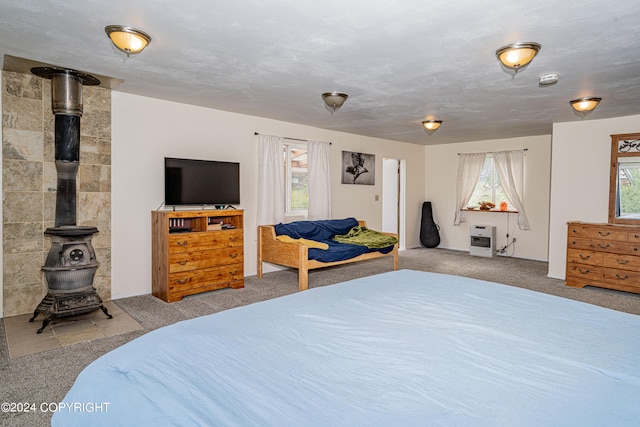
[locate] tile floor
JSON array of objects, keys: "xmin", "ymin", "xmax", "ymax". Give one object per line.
[{"xmin": 3, "ymin": 301, "xmax": 143, "ymax": 359}]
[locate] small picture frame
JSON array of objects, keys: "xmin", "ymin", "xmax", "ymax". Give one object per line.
[{"xmin": 341, "ymin": 151, "xmax": 375, "ymax": 185}]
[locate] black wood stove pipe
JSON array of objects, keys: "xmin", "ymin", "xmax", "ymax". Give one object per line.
[{"xmin": 31, "ymin": 67, "xmax": 100, "ymax": 226}]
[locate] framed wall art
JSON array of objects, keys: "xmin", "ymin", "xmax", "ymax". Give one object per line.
[{"xmin": 341, "ymin": 151, "xmax": 375, "ymax": 185}]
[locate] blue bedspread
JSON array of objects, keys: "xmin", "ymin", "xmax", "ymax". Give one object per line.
[
  {"xmin": 53, "ymin": 270, "xmax": 640, "ymax": 426},
  {"xmin": 273, "ymin": 218, "xmax": 393, "ymax": 262}
]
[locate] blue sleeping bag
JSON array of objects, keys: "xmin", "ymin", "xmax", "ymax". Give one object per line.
[{"xmin": 274, "ymin": 218, "xmax": 393, "ymax": 263}]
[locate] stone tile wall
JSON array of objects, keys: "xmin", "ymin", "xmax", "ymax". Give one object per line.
[{"xmin": 2, "ymin": 70, "xmax": 111, "ymax": 317}]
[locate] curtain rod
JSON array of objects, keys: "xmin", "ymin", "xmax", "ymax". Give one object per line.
[
  {"xmin": 458, "ymin": 148, "xmax": 528, "ymax": 155},
  {"xmin": 254, "ymin": 132, "xmax": 331, "ymax": 145}
]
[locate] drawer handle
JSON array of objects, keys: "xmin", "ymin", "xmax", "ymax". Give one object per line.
[
  {"xmin": 598, "ymin": 243, "xmax": 610, "ymax": 249},
  {"xmin": 178, "ymin": 260, "xmax": 188, "ymax": 265},
  {"xmin": 579, "ymin": 254, "xmax": 591, "ymax": 260},
  {"xmin": 229, "ymin": 270, "xmax": 239, "ymax": 275},
  {"xmin": 616, "ymin": 259, "xmax": 630, "ymax": 265},
  {"xmin": 635, "ymin": 234, "xmax": 640, "ymax": 239},
  {"xmin": 577, "ymin": 268, "xmax": 590, "ymax": 274},
  {"xmin": 229, "ymin": 253, "xmax": 238, "ymax": 259},
  {"xmin": 598, "ymin": 231, "xmax": 611, "ymax": 236},
  {"xmin": 615, "ymin": 274, "xmax": 629, "ymax": 280},
  {"xmin": 571, "ymin": 229, "xmax": 577, "ymax": 234},
  {"xmin": 176, "ymin": 241, "xmax": 188, "ymax": 246},
  {"xmin": 177, "ymin": 279, "xmax": 189, "ymax": 284},
  {"xmin": 229, "ymin": 237, "xmax": 238, "ymax": 242}
]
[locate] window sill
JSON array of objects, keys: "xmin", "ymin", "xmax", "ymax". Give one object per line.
[{"xmin": 462, "ymin": 208, "xmax": 519, "ymax": 213}]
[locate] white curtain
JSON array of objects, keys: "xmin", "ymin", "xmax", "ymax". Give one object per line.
[
  {"xmin": 307, "ymin": 140, "xmax": 332, "ymax": 220},
  {"xmin": 454, "ymin": 152, "xmax": 487, "ymax": 225},
  {"xmin": 257, "ymin": 134, "xmax": 285, "ymax": 225},
  {"xmin": 493, "ymin": 150, "xmax": 530, "ymax": 230}
]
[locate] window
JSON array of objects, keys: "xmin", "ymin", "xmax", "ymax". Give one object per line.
[
  {"xmin": 468, "ymin": 155, "xmax": 510, "ymax": 209},
  {"xmin": 284, "ymin": 143, "xmax": 308, "ymax": 215}
]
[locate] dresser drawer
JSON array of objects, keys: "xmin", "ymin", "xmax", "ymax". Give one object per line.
[
  {"xmin": 566, "ymin": 263, "xmax": 602, "ymax": 280},
  {"xmin": 602, "ymin": 267, "xmax": 640, "ymax": 287},
  {"xmin": 168, "ymin": 263, "xmax": 244, "ymax": 293},
  {"xmin": 567, "ymin": 237, "xmax": 640, "ymax": 256},
  {"xmin": 169, "ymin": 230, "xmax": 243, "ymax": 253},
  {"xmin": 169, "ymin": 247, "xmax": 243, "ymax": 273},
  {"xmin": 602, "ymin": 252, "xmax": 640, "ymax": 271},
  {"xmin": 567, "ymin": 225, "xmax": 628, "ymax": 241},
  {"xmin": 566, "ymin": 249, "xmax": 602, "ymax": 266}
]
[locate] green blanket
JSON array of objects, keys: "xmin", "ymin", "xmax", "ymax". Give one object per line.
[{"xmin": 333, "ymin": 226, "xmax": 398, "ymax": 249}]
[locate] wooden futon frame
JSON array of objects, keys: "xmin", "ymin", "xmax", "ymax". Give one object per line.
[{"xmin": 257, "ymin": 220, "xmax": 398, "ymax": 290}]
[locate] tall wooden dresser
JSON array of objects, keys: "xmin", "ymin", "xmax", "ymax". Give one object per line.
[
  {"xmin": 566, "ymin": 221, "xmax": 640, "ymax": 294},
  {"xmin": 152, "ymin": 209, "xmax": 244, "ymax": 302}
]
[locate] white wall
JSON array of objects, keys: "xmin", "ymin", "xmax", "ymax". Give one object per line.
[
  {"xmin": 111, "ymin": 92, "xmax": 425, "ymax": 299},
  {"xmin": 424, "ymin": 135, "xmax": 552, "ymax": 261},
  {"xmin": 548, "ymin": 114, "xmax": 640, "ymax": 279}
]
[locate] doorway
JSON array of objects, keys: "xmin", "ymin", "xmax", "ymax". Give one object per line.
[{"xmin": 382, "ymin": 158, "xmax": 405, "ymax": 250}]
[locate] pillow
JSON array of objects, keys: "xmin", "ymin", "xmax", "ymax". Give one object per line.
[{"xmin": 276, "ymin": 235, "xmax": 329, "ymax": 249}]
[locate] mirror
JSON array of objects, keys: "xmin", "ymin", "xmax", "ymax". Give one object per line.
[{"xmin": 609, "ymin": 132, "xmax": 640, "ymax": 224}]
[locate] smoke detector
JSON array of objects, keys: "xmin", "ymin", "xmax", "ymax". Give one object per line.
[{"xmin": 539, "ymin": 73, "xmax": 559, "ymax": 86}]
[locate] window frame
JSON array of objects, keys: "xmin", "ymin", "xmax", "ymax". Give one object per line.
[
  {"xmin": 468, "ymin": 155, "xmax": 508, "ymax": 209},
  {"xmin": 284, "ymin": 142, "xmax": 309, "ymax": 216}
]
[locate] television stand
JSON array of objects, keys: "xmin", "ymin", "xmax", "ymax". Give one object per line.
[{"xmin": 152, "ymin": 209, "xmax": 244, "ymax": 302}]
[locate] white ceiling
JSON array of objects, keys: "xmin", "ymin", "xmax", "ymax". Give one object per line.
[{"xmin": 1, "ymin": 0, "xmax": 640, "ymax": 145}]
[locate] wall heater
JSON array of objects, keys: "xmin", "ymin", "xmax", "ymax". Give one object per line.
[{"xmin": 469, "ymin": 225, "xmax": 496, "ymax": 257}]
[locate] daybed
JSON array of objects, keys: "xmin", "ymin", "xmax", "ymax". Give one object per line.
[
  {"xmin": 52, "ymin": 270, "xmax": 640, "ymax": 426},
  {"xmin": 257, "ymin": 217, "xmax": 398, "ymax": 290}
]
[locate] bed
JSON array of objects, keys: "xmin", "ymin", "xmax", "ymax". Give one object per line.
[
  {"xmin": 258, "ymin": 217, "xmax": 398, "ymax": 290},
  {"xmin": 52, "ymin": 270, "xmax": 640, "ymax": 426}
]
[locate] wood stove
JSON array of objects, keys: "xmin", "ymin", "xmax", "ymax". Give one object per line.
[{"xmin": 28, "ymin": 66, "xmax": 112, "ymax": 333}]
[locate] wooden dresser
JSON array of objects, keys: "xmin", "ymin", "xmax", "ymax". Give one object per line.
[
  {"xmin": 152, "ymin": 209, "xmax": 244, "ymax": 302},
  {"xmin": 566, "ymin": 221, "xmax": 640, "ymax": 294}
]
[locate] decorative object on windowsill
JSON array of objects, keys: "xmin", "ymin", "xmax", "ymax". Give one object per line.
[
  {"xmin": 322, "ymin": 92, "xmax": 348, "ymax": 113},
  {"xmin": 422, "ymin": 119, "xmax": 443, "ymax": 134},
  {"xmin": 500, "ymin": 201, "xmax": 508, "ymax": 211},
  {"xmin": 105, "ymin": 25, "xmax": 152, "ymax": 56},
  {"xmin": 495, "ymin": 42, "xmax": 541, "ymax": 74},
  {"xmin": 570, "ymin": 97, "xmax": 602, "ymax": 114},
  {"xmin": 479, "ymin": 201, "xmax": 496, "ymax": 211}
]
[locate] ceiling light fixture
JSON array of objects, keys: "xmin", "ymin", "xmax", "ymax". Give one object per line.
[
  {"xmin": 322, "ymin": 92, "xmax": 348, "ymax": 113},
  {"xmin": 105, "ymin": 25, "xmax": 152, "ymax": 57},
  {"xmin": 570, "ymin": 97, "xmax": 602, "ymax": 113},
  {"xmin": 422, "ymin": 120, "xmax": 443, "ymax": 134},
  {"xmin": 495, "ymin": 42, "xmax": 541, "ymax": 73}
]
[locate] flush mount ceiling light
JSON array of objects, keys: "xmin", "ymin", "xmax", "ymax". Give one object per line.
[
  {"xmin": 422, "ymin": 120, "xmax": 443, "ymax": 134},
  {"xmin": 322, "ymin": 92, "xmax": 348, "ymax": 113},
  {"xmin": 105, "ymin": 25, "xmax": 152, "ymax": 56},
  {"xmin": 495, "ymin": 42, "xmax": 541, "ymax": 73},
  {"xmin": 570, "ymin": 97, "xmax": 602, "ymax": 113}
]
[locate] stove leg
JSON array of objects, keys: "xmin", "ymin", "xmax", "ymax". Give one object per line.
[
  {"xmin": 37, "ymin": 317, "xmax": 51, "ymax": 334},
  {"xmin": 100, "ymin": 304, "xmax": 113, "ymax": 319},
  {"xmin": 28, "ymin": 310, "xmax": 40, "ymax": 323}
]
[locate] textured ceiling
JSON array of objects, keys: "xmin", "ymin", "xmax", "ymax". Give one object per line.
[{"xmin": 1, "ymin": 0, "xmax": 640, "ymax": 145}]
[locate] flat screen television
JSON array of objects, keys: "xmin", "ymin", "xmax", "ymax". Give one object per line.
[{"xmin": 164, "ymin": 157, "xmax": 240, "ymax": 206}]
